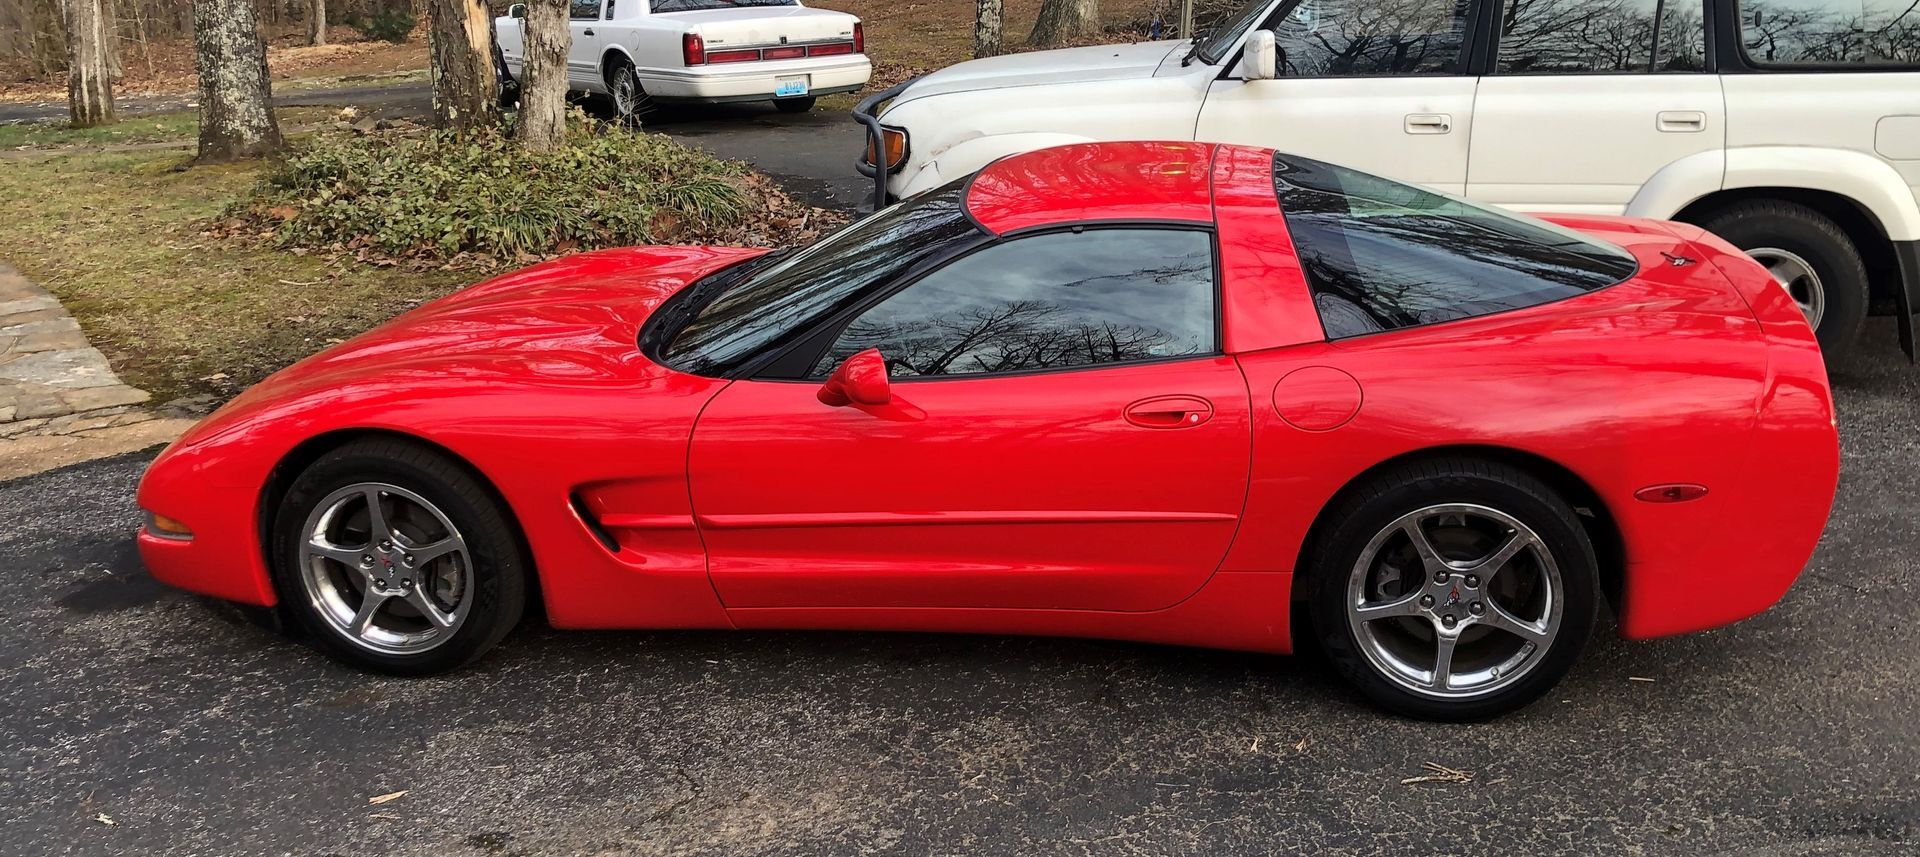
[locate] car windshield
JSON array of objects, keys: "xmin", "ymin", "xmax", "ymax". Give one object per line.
[
  {"xmin": 657, "ymin": 180, "xmax": 982, "ymax": 376},
  {"xmin": 651, "ymin": 0, "xmax": 794, "ymax": 11},
  {"xmin": 1190, "ymin": 0, "xmax": 1280, "ymax": 64}
]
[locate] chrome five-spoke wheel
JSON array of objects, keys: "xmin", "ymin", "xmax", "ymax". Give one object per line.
[
  {"xmin": 299, "ymin": 482, "xmax": 473, "ymax": 655},
  {"xmin": 1746, "ymin": 246, "xmax": 1825, "ymax": 330},
  {"xmin": 1346, "ymin": 504, "xmax": 1562, "ymax": 700}
]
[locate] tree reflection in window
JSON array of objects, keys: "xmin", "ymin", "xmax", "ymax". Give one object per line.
[
  {"xmin": 1272, "ymin": 155, "xmax": 1639, "ymax": 339},
  {"xmin": 1268, "ymin": 0, "xmax": 1472, "ymax": 76},
  {"xmin": 1738, "ymin": 0, "xmax": 1919, "ymax": 65},
  {"xmin": 812, "ymin": 229, "xmax": 1216, "ymax": 378},
  {"xmin": 1496, "ymin": 0, "xmax": 1708, "ymax": 73}
]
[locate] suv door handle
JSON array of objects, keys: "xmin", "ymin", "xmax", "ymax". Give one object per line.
[
  {"xmin": 1404, "ymin": 113, "xmax": 1451, "ymax": 135},
  {"xmin": 583, "ymin": 28, "xmax": 595, "ymax": 35},
  {"xmin": 1124, "ymin": 395, "xmax": 1214, "ymax": 429},
  {"xmin": 1657, "ymin": 110, "xmax": 1707, "ymax": 132}
]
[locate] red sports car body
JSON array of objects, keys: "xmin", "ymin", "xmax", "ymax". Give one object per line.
[{"xmin": 137, "ymin": 142, "xmax": 1839, "ymax": 718}]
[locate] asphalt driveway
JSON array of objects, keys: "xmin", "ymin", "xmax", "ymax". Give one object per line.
[{"xmin": 2, "ymin": 320, "xmax": 1916, "ymax": 856}]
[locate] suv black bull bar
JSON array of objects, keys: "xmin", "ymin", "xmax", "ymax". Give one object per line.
[{"xmin": 852, "ymin": 77, "xmax": 920, "ymax": 212}]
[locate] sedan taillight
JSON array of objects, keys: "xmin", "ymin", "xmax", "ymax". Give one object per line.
[
  {"xmin": 853, "ymin": 22, "xmax": 864, "ymax": 53},
  {"xmin": 682, "ymin": 32, "xmax": 706, "ymax": 66}
]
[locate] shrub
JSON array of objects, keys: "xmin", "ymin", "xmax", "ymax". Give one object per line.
[
  {"xmin": 230, "ymin": 118, "xmax": 835, "ymax": 264},
  {"xmin": 344, "ymin": 8, "xmax": 417, "ymax": 44}
]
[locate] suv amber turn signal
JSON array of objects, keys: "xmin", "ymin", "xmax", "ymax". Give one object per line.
[{"xmin": 865, "ymin": 127, "xmax": 907, "ymax": 171}]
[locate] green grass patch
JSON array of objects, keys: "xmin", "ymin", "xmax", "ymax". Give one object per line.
[
  {"xmin": 0, "ymin": 106, "xmax": 340, "ymax": 150},
  {"xmin": 0, "ymin": 151, "xmax": 466, "ymax": 401}
]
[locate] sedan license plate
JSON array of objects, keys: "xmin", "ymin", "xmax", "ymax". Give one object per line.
[{"xmin": 775, "ymin": 77, "xmax": 810, "ymax": 98}]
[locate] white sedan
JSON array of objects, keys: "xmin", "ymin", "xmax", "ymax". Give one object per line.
[{"xmin": 497, "ymin": 0, "xmax": 870, "ymax": 119}]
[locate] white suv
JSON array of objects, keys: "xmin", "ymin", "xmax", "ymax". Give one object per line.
[{"xmin": 854, "ymin": 0, "xmax": 1919, "ymax": 360}]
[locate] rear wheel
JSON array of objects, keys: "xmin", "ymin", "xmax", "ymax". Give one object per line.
[
  {"xmin": 605, "ymin": 59, "xmax": 651, "ymax": 125},
  {"xmin": 1305, "ymin": 458, "xmax": 1598, "ymax": 721},
  {"xmin": 772, "ymin": 96, "xmax": 816, "ymax": 114},
  {"xmin": 1698, "ymin": 200, "xmax": 1869, "ymax": 357},
  {"xmin": 270, "ymin": 438, "xmax": 527, "ymax": 675}
]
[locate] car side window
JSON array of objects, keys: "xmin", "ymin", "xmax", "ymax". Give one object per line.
[
  {"xmin": 811, "ymin": 229, "xmax": 1217, "ymax": 379},
  {"xmin": 1495, "ymin": 0, "xmax": 1708, "ymax": 73},
  {"xmin": 570, "ymin": 0, "xmax": 601, "ymax": 20},
  {"xmin": 1271, "ymin": 155, "xmax": 1639, "ymax": 339},
  {"xmin": 1736, "ymin": 0, "xmax": 1920, "ymax": 65},
  {"xmin": 1268, "ymin": 0, "xmax": 1470, "ymax": 76}
]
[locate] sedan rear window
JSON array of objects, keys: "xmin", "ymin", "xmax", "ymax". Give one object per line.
[{"xmin": 1271, "ymin": 155, "xmax": 1638, "ymax": 339}]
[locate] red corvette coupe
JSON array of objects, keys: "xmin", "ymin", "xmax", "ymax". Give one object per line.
[{"xmin": 137, "ymin": 142, "xmax": 1839, "ymax": 720}]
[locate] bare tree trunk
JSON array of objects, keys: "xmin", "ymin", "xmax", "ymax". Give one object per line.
[
  {"xmin": 307, "ymin": 0, "xmax": 326, "ymax": 45},
  {"xmin": 1027, "ymin": 0, "xmax": 1098, "ymax": 46},
  {"xmin": 31, "ymin": 0, "xmax": 67, "ymax": 77},
  {"xmin": 426, "ymin": 0, "xmax": 499, "ymax": 132},
  {"xmin": 193, "ymin": 0, "xmax": 282, "ymax": 161},
  {"xmin": 62, "ymin": 0, "xmax": 115, "ymax": 126},
  {"xmin": 973, "ymin": 0, "xmax": 1003, "ymax": 57},
  {"xmin": 516, "ymin": 0, "xmax": 567, "ymax": 152}
]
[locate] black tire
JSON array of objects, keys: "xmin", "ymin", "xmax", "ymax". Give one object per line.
[
  {"xmin": 269, "ymin": 438, "xmax": 528, "ymax": 675},
  {"xmin": 772, "ymin": 96, "xmax": 816, "ymax": 114},
  {"xmin": 1304, "ymin": 457, "xmax": 1599, "ymax": 721},
  {"xmin": 605, "ymin": 59, "xmax": 651, "ymax": 125},
  {"xmin": 1697, "ymin": 200, "xmax": 1869, "ymax": 357},
  {"xmin": 494, "ymin": 45, "xmax": 520, "ymax": 110}
]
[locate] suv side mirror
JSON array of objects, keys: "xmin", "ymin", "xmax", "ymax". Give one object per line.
[
  {"xmin": 1238, "ymin": 29, "xmax": 1279, "ymax": 80},
  {"xmin": 817, "ymin": 348, "xmax": 892, "ymax": 407},
  {"xmin": 508, "ymin": 3, "xmax": 527, "ymax": 18}
]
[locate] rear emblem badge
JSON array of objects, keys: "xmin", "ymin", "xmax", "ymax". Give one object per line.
[{"xmin": 1661, "ymin": 251, "xmax": 1696, "ymax": 267}]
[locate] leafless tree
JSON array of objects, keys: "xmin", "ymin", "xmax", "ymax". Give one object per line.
[
  {"xmin": 62, "ymin": 0, "xmax": 115, "ymax": 126},
  {"xmin": 518, "ymin": 0, "xmax": 568, "ymax": 151},
  {"xmin": 307, "ymin": 0, "xmax": 326, "ymax": 46},
  {"xmin": 1028, "ymin": 0, "xmax": 1099, "ymax": 46},
  {"xmin": 192, "ymin": 0, "xmax": 282, "ymax": 161},
  {"xmin": 974, "ymin": 0, "xmax": 1004, "ymax": 57},
  {"xmin": 426, "ymin": 0, "xmax": 500, "ymax": 131}
]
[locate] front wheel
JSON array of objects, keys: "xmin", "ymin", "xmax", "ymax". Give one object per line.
[
  {"xmin": 269, "ymin": 438, "xmax": 528, "ymax": 675},
  {"xmin": 772, "ymin": 96, "xmax": 816, "ymax": 114},
  {"xmin": 1305, "ymin": 458, "xmax": 1599, "ymax": 721}
]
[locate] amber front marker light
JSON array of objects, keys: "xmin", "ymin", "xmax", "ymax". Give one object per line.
[
  {"xmin": 865, "ymin": 127, "xmax": 907, "ymax": 171},
  {"xmin": 145, "ymin": 511, "xmax": 193, "ymax": 540}
]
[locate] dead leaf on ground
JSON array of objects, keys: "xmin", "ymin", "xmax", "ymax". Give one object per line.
[
  {"xmin": 367, "ymin": 790, "xmax": 408, "ymax": 805},
  {"xmin": 91, "ymin": 813, "xmax": 116, "ymax": 827}
]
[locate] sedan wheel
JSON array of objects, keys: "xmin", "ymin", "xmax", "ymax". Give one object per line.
[
  {"xmin": 1307, "ymin": 458, "xmax": 1598, "ymax": 721},
  {"xmin": 271, "ymin": 438, "xmax": 527, "ymax": 675}
]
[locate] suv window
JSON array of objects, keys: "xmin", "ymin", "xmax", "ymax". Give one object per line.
[
  {"xmin": 1271, "ymin": 154, "xmax": 1639, "ymax": 339},
  {"xmin": 811, "ymin": 229, "xmax": 1217, "ymax": 378},
  {"xmin": 1496, "ymin": 0, "xmax": 1708, "ymax": 73},
  {"xmin": 1268, "ymin": 0, "xmax": 1470, "ymax": 76},
  {"xmin": 570, "ymin": 0, "xmax": 601, "ymax": 19},
  {"xmin": 1737, "ymin": 0, "xmax": 1920, "ymax": 65}
]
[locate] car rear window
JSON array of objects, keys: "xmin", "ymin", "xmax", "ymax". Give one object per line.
[
  {"xmin": 1270, "ymin": 154, "xmax": 1639, "ymax": 339},
  {"xmin": 1735, "ymin": 0, "xmax": 1920, "ymax": 66}
]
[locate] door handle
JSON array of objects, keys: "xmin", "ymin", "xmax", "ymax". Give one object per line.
[
  {"xmin": 1124, "ymin": 395, "xmax": 1214, "ymax": 429},
  {"xmin": 583, "ymin": 28, "xmax": 595, "ymax": 36},
  {"xmin": 1656, "ymin": 110, "xmax": 1707, "ymax": 132},
  {"xmin": 1404, "ymin": 113, "xmax": 1451, "ymax": 135}
]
